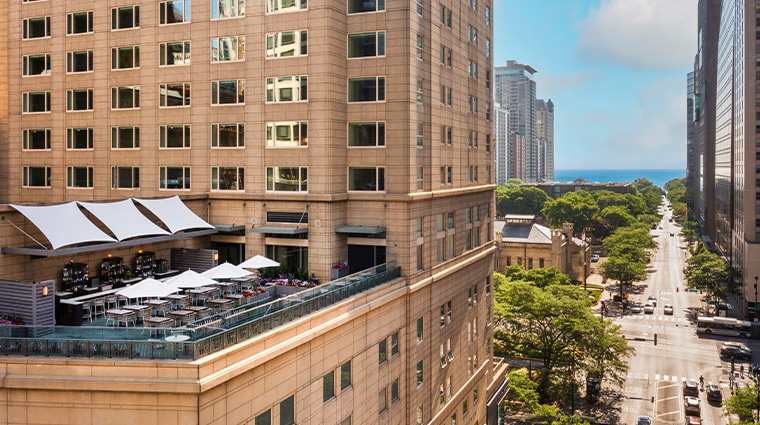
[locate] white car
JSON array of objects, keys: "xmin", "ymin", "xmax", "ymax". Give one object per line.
[
  {"xmin": 631, "ymin": 304, "xmax": 642, "ymax": 313},
  {"xmin": 648, "ymin": 295, "xmax": 657, "ymax": 306},
  {"xmin": 644, "ymin": 304, "xmax": 654, "ymax": 314},
  {"xmin": 663, "ymin": 304, "xmax": 673, "ymax": 315}
]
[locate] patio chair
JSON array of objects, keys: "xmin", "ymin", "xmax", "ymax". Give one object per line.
[
  {"xmin": 105, "ymin": 311, "xmax": 118, "ymax": 327},
  {"xmin": 82, "ymin": 301, "xmax": 92, "ymax": 322},
  {"xmin": 117, "ymin": 295, "xmax": 129, "ymax": 307},
  {"xmin": 92, "ymin": 298, "xmax": 106, "ymax": 318},
  {"xmin": 106, "ymin": 295, "xmax": 118, "ymax": 310},
  {"xmin": 153, "ymin": 302, "xmax": 170, "ymax": 317},
  {"xmin": 136, "ymin": 309, "xmax": 150, "ymax": 324}
]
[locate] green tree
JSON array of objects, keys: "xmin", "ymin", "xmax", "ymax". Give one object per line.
[
  {"xmin": 672, "ymin": 202, "xmax": 687, "ymax": 219},
  {"xmin": 600, "ymin": 255, "xmax": 648, "ymax": 297},
  {"xmin": 496, "ymin": 186, "xmax": 550, "ymax": 218},
  {"xmin": 602, "ymin": 226, "xmax": 657, "ymax": 254},
  {"xmin": 505, "ymin": 178, "xmax": 523, "ymax": 189},
  {"xmin": 725, "ymin": 386, "xmax": 758, "ymax": 422},
  {"xmin": 639, "ymin": 186, "xmax": 665, "ymax": 210},
  {"xmin": 632, "ymin": 178, "xmax": 655, "ymax": 192},
  {"xmin": 600, "ymin": 206, "xmax": 635, "ymax": 229},
  {"xmin": 502, "ymin": 265, "xmax": 572, "ymax": 288},
  {"xmin": 591, "ymin": 218, "xmax": 614, "ymax": 240},
  {"xmin": 684, "ymin": 251, "xmax": 742, "ymax": 304},
  {"xmin": 542, "ymin": 192, "xmax": 600, "ymax": 232},
  {"xmin": 636, "ymin": 214, "xmax": 661, "ymax": 227},
  {"xmin": 607, "ymin": 242, "xmax": 650, "ymax": 265}
]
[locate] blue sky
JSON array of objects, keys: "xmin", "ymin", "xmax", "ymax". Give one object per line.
[{"xmin": 493, "ymin": 0, "xmax": 696, "ymax": 170}]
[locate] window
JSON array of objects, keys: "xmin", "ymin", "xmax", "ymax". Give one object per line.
[
  {"xmin": 211, "ymin": 167, "xmax": 244, "ymax": 190},
  {"xmin": 473, "ymin": 388, "xmax": 479, "ymax": 403},
  {"xmin": 111, "ymin": 47, "xmax": 139, "ymax": 70},
  {"xmin": 486, "ymin": 102, "xmax": 491, "ymax": 120},
  {"xmin": 416, "ymin": 122, "xmax": 424, "ymax": 146},
  {"xmin": 267, "ymin": 31, "xmax": 307, "ymax": 58},
  {"xmin": 159, "ymin": 41, "xmax": 191, "ymax": 66},
  {"xmin": 322, "ymin": 370, "xmax": 335, "ymax": 402},
  {"xmin": 67, "ymin": 167, "xmax": 93, "ymax": 188},
  {"xmin": 212, "ymin": 0, "xmax": 244, "ymax": 19},
  {"xmin": 340, "ymin": 416, "xmax": 351, "ymax": 425},
  {"xmin": 416, "ymin": 0, "xmax": 423, "ymax": 15},
  {"xmin": 266, "ymin": 76, "xmax": 307, "ymax": 102},
  {"xmin": 486, "ymin": 276, "xmax": 491, "ymax": 294},
  {"xmin": 440, "ymin": 167, "xmax": 446, "ymax": 184},
  {"xmin": 267, "ymin": 122, "xmax": 307, "ymax": 147},
  {"xmin": 416, "ymin": 34, "xmax": 423, "ymax": 60},
  {"xmin": 268, "ymin": 0, "xmax": 307, "ymax": 13},
  {"xmin": 416, "ymin": 316, "xmax": 423, "ymax": 342},
  {"xmin": 417, "ymin": 244, "xmax": 423, "ymax": 270},
  {"xmin": 440, "ymin": 6, "xmax": 451, "ymax": 27},
  {"xmin": 66, "ymin": 128, "xmax": 93, "ymax": 150},
  {"xmin": 254, "ymin": 410, "xmax": 270, "ymax": 425},
  {"xmin": 486, "ymin": 6, "xmax": 490, "ymax": 25},
  {"xmin": 22, "ymin": 166, "xmax": 51, "ymax": 187},
  {"xmin": 160, "ymin": 0, "xmax": 190, "ymax": 24},
  {"xmin": 160, "ymin": 125, "xmax": 191, "ymax": 148},
  {"xmin": 22, "ymin": 17, "xmax": 51, "ymax": 39},
  {"xmin": 212, "ymin": 36, "xmax": 245, "ymax": 62},
  {"xmin": 348, "ymin": 122, "xmax": 385, "ymax": 147},
  {"xmin": 391, "ymin": 332, "xmax": 399, "ymax": 356},
  {"xmin": 416, "ymin": 405, "xmax": 423, "ymax": 424},
  {"xmin": 349, "ymin": 0, "xmax": 384, "ymax": 13},
  {"xmin": 111, "ymin": 167, "xmax": 140, "ymax": 189},
  {"xmin": 160, "ymin": 83, "xmax": 191, "ymax": 107},
  {"xmin": 447, "ymin": 376, "xmax": 452, "ymax": 397},
  {"xmin": 416, "ymin": 79, "xmax": 424, "ymax": 103},
  {"xmin": 212, "ymin": 79, "xmax": 245, "ymax": 104},
  {"xmin": 440, "ymin": 85, "xmax": 452, "ymax": 105},
  {"xmin": 447, "ymin": 166, "xmax": 452, "ymax": 184},
  {"xmin": 463, "ymin": 399, "xmax": 468, "ymax": 416},
  {"xmin": 212, "ymin": 123, "xmax": 245, "ymax": 148},
  {"xmin": 111, "ymin": 86, "xmax": 140, "ymax": 109},
  {"xmin": 267, "ymin": 167, "xmax": 308, "ymax": 192},
  {"xmin": 439, "ymin": 384, "xmax": 445, "ymax": 404},
  {"xmin": 111, "ymin": 6, "xmax": 139, "ymax": 30},
  {"xmin": 348, "ymin": 32, "xmax": 385, "ymax": 58},
  {"xmin": 280, "ymin": 395, "xmax": 295, "ymax": 425},
  {"xmin": 391, "ymin": 379, "xmax": 399, "ymax": 403},
  {"xmin": 417, "ymin": 167, "xmax": 423, "ymax": 191},
  {"xmin": 340, "ymin": 361, "xmax": 351, "ymax": 390},
  {"xmin": 66, "ymin": 89, "xmax": 94, "ymax": 111},
  {"xmin": 378, "ymin": 387, "xmax": 387, "ymax": 414},
  {"xmin": 378, "ymin": 339, "xmax": 387, "ymax": 364},
  {"xmin": 159, "ymin": 167, "xmax": 191, "ymax": 190},
  {"xmin": 22, "ymin": 129, "xmax": 51, "ymax": 150},
  {"xmin": 416, "ymin": 361, "xmax": 423, "ymax": 386},
  {"xmin": 22, "ymin": 54, "xmax": 51, "ymax": 76},
  {"xmin": 486, "ymin": 38, "xmax": 491, "ymax": 57},
  {"xmin": 348, "ymin": 77, "xmax": 385, "ymax": 102},
  {"xmin": 67, "ymin": 11, "xmax": 94, "ymax": 35},
  {"xmin": 348, "ymin": 167, "xmax": 385, "ymax": 191},
  {"xmin": 111, "ymin": 126, "xmax": 140, "ymax": 149}
]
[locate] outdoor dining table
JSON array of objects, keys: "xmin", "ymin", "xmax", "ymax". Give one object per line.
[
  {"xmin": 106, "ymin": 309, "xmax": 136, "ymax": 327},
  {"xmin": 213, "ymin": 281, "xmax": 238, "ymax": 295},
  {"xmin": 166, "ymin": 294, "xmax": 190, "ymax": 310},
  {"xmin": 147, "ymin": 299, "xmax": 171, "ymax": 316},
  {"xmin": 167, "ymin": 310, "xmax": 197, "ymax": 326},
  {"xmin": 224, "ymin": 294, "xmax": 245, "ymax": 307},
  {"xmin": 206, "ymin": 298, "xmax": 234, "ymax": 313},
  {"xmin": 122, "ymin": 305, "xmax": 150, "ymax": 322},
  {"xmin": 187, "ymin": 306, "xmax": 212, "ymax": 319},
  {"xmin": 189, "ymin": 287, "xmax": 218, "ymax": 305},
  {"xmin": 146, "ymin": 316, "xmax": 173, "ymax": 337}
]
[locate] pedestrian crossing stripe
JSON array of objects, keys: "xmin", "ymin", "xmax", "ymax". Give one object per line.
[
  {"xmin": 630, "ymin": 316, "xmax": 682, "ymax": 322},
  {"xmin": 628, "ymin": 373, "xmax": 698, "ymax": 383}
]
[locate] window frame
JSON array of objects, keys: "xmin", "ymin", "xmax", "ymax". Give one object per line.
[
  {"xmin": 159, "ymin": 166, "xmax": 191, "ymax": 190},
  {"xmin": 66, "ymin": 11, "xmax": 94, "ymax": 35},
  {"xmin": 322, "ymin": 370, "xmax": 335, "ymax": 403},
  {"xmin": 159, "ymin": 124, "xmax": 191, "ymax": 149},
  {"xmin": 347, "ymin": 31, "xmax": 385, "ymax": 59},
  {"xmin": 211, "ymin": 79, "xmax": 245, "ymax": 105},
  {"xmin": 111, "ymin": 166, "xmax": 140, "ymax": 189},
  {"xmin": 66, "ymin": 166, "xmax": 94, "ymax": 189},
  {"xmin": 159, "ymin": 41, "xmax": 191, "ymax": 66},
  {"xmin": 111, "ymin": 86, "xmax": 140, "ymax": 109},
  {"xmin": 266, "ymin": 76, "xmax": 307, "ymax": 103},
  {"xmin": 211, "ymin": 0, "xmax": 245, "ymax": 20},
  {"xmin": 66, "ymin": 128, "xmax": 94, "ymax": 150},
  {"xmin": 22, "ymin": 129, "xmax": 52, "ymax": 151},
  {"xmin": 266, "ymin": 166, "xmax": 308, "ymax": 192},
  {"xmin": 111, "ymin": 46, "xmax": 140, "ymax": 70},
  {"xmin": 210, "ymin": 166, "xmax": 245, "ymax": 191},
  {"xmin": 22, "ymin": 91, "xmax": 51, "ymax": 114},
  {"xmin": 347, "ymin": 76, "xmax": 385, "ymax": 103},
  {"xmin": 266, "ymin": 121, "xmax": 307, "ymax": 148},
  {"xmin": 66, "ymin": 88, "xmax": 94, "ymax": 112},
  {"xmin": 111, "ymin": 126, "xmax": 141, "ymax": 150},
  {"xmin": 159, "ymin": 82, "xmax": 191, "ymax": 108},
  {"xmin": 111, "ymin": 6, "xmax": 140, "ymax": 30},
  {"xmin": 347, "ymin": 122, "xmax": 385, "ymax": 147},
  {"xmin": 22, "ymin": 53, "xmax": 51, "ymax": 77},
  {"xmin": 348, "ymin": 0, "xmax": 385, "ymax": 14},
  {"xmin": 266, "ymin": 0, "xmax": 308, "ymax": 14},
  {"xmin": 266, "ymin": 30, "xmax": 307, "ymax": 58},
  {"xmin": 22, "ymin": 166, "xmax": 52, "ymax": 188},
  {"xmin": 212, "ymin": 123, "xmax": 245, "ymax": 148},
  {"xmin": 211, "ymin": 36, "xmax": 246, "ymax": 62},
  {"xmin": 348, "ymin": 167, "xmax": 385, "ymax": 192},
  {"xmin": 159, "ymin": 0, "xmax": 191, "ymax": 25},
  {"xmin": 22, "ymin": 16, "xmax": 51, "ymax": 40},
  {"xmin": 65, "ymin": 50, "xmax": 94, "ymax": 74}
]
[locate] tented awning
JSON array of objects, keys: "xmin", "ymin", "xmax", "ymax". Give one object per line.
[
  {"xmin": 10, "ymin": 202, "xmax": 117, "ymax": 250},
  {"xmin": 78, "ymin": 199, "xmax": 171, "ymax": 241},
  {"xmin": 134, "ymin": 196, "xmax": 215, "ymax": 234}
]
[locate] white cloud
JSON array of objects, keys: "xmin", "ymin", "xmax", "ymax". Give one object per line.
[
  {"xmin": 576, "ymin": 0, "xmax": 697, "ymax": 70},
  {"xmin": 536, "ymin": 71, "xmax": 596, "ymax": 97}
]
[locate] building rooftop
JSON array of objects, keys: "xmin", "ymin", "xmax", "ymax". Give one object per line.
[{"xmin": 495, "ymin": 220, "xmax": 552, "ymax": 245}]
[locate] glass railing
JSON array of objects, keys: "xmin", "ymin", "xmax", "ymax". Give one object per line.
[{"xmin": 0, "ymin": 262, "xmax": 401, "ymax": 360}]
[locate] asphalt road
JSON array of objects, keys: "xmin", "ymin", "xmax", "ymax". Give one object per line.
[{"xmin": 612, "ymin": 204, "xmax": 734, "ymax": 425}]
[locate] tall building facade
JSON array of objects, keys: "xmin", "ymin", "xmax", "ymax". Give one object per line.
[
  {"xmin": 686, "ymin": 71, "xmax": 695, "ymax": 208},
  {"xmin": 535, "ymin": 98, "xmax": 554, "ymax": 181},
  {"xmin": 0, "ymin": 0, "xmax": 503, "ymax": 423},
  {"xmin": 494, "ymin": 104, "xmax": 510, "ymax": 185},
  {"xmin": 494, "ymin": 60, "xmax": 538, "ymax": 182}
]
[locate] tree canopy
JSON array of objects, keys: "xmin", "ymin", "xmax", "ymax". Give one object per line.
[
  {"xmin": 600, "ymin": 206, "xmax": 636, "ymax": 229},
  {"xmin": 684, "ymin": 250, "xmax": 741, "ymax": 304},
  {"xmin": 495, "ymin": 186, "xmax": 550, "ymax": 218},
  {"xmin": 542, "ymin": 192, "xmax": 600, "ymax": 232},
  {"xmin": 725, "ymin": 386, "xmax": 758, "ymax": 423}
]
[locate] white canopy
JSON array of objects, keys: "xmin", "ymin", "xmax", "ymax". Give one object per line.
[
  {"xmin": 10, "ymin": 202, "xmax": 117, "ymax": 250},
  {"xmin": 238, "ymin": 255, "xmax": 280, "ymax": 269},
  {"xmin": 165, "ymin": 269, "xmax": 218, "ymax": 289},
  {"xmin": 78, "ymin": 199, "xmax": 171, "ymax": 241},
  {"xmin": 133, "ymin": 196, "xmax": 214, "ymax": 234},
  {"xmin": 116, "ymin": 278, "xmax": 179, "ymax": 299},
  {"xmin": 201, "ymin": 262, "xmax": 253, "ymax": 280}
]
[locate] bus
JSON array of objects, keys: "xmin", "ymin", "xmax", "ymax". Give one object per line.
[{"xmin": 696, "ymin": 316, "xmax": 753, "ymax": 338}]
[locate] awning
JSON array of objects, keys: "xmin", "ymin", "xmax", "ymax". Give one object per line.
[
  {"xmin": 134, "ymin": 196, "xmax": 215, "ymax": 234},
  {"xmin": 239, "ymin": 255, "xmax": 280, "ymax": 269},
  {"xmin": 213, "ymin": 224, "xmax": 246, "ymax": 233},
  {"xmin": 250, "ymin": 226, "xmax": 308, "ymax": 235},
  {"xmin": 335, "ymin": 226, "xmax": 386, "ymax": 235},
  {"xmin": 116, "ymin": 278, "xmax": 179, "ymax": 299},
  {"xmin": 10, "ymin": 202, "xmax": 117, "ymax": 250},
  {"xmin": 201, "ymin": 262, "xmax": 253, "ymax": 279},
  {"xmin": 78, "ymin": 199, "xmax": 171, "ymax": 241},
  {"xmin": 165, "ymin": 270, "xmax": 217, "ymax": 289}
]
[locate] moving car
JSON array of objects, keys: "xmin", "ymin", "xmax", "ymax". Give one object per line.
[
  {"xmin": 631, "ymin": 304, "xmax": 642, "ymax": 313},
  {"xmin": 720, "ymin": 345, "xmax": 752, "ymax": 361},
  {"xmin": 637, "ymin": 416, "xmax": 651, "ymax": 425},
  {"xmin": 683, "ymin": 380, "xmax": 698, "ymax": 397},
  {"xmin": 648, "ymin": 295, "xmax": 657, "ymax": 306},
  {"xmin": 664, "ymin": 304, "xmax": 674, "ymax": 315},
  {"xmin": 591, "ymin": 254, "xmax": 599, "ymax": 262},
  {"xmin": 706, "ymin": 384, "xmax": 722, "ymax": 402},
  {"xmin": 644, "ymin": 304, "xmax": 654, "ymax": 314},
  {"xmin": 686, "ymin": 416, "xmax": 701, "ymax": 425},
  {"xmin": 684, "ymin": 396, "xmax": 700, "ymax": 416},
  {"xmin": 670, "ymin": 232, "xmax": 675, "ymax": 236}
]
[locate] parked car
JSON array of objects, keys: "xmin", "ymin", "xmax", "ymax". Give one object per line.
[
  {"xmin": 664, "ymin": 304, "xmax": 674, "ymax": 315},
  {"xmin": 686, "ymin": 416, "xmax": 701, "ymax": 425},
  {"xmin": 720, "ymin": 345, "xmax": 752, "ymax": 361},
  {"xmin": 706, "ymin": 384, "xmax": 722, "ymax": 402},
  {"xmin": 684, "ymin": 396, "xmax": 700, "ymax": 416},
  {"xmin": 723, "ymin": 342, "xmax": 750, "ymax": 351},
  {"xmin": 683, "ymin": 380, "xmax": 699, "ymax": 397},
  {"xmin": 637, "ymin": 416, "xmax": 651, "ymax": 425},
  {"xmin": 591, "ymin": 254, "xmax": 599, "ymax": 262},
  {"xmin": 644, "ymin": 304, "xmax": 654, "ymax": 314},
  {"xmin": 648, "ymin": 295, "xmax": 657, "ymax": 306},
  {"xmin": 670, "ymin": 232, "xmax": 675, "ymax": 236},
  {"xmin": 631, "ymin": 304, "xmax": 642, "ymax": 313}
]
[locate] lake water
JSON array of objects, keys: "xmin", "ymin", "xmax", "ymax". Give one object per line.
[{"xmin": 553, "ymin": 169, "xmax": 685, "ymax": 189}]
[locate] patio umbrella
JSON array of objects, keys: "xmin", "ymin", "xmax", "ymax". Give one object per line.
[
  {"xmin": 165, "ymin": 269, "xmax": 218, "ymax": 289},
  {"xmin": 238, "ymin": 255, "xmax": 280, "ymax": 270},
  {"xmin": 116, "ymin": 278, "xmax": 179, "ymax": 299},
  {"xmin": 200, "ymin": 262, "xmax": 253, "ymax": 280}
]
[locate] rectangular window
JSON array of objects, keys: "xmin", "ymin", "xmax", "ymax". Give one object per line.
[
  {"xmin": 391, "ymin": 379, "xmax": 399, "ymax": 403},
  {"xmin": 159, "ymin": 0, "xmax": 190, "ymax": 25},
  {"xmin": 111, "ymin": 86, "xmax": 140, "ymax": 109},
  {"xmin": 212, "ymin": 123, "xmax": 245, "ymax": 148},
  {"xmin": 417, "ymin": 167, "xmax": 423, "ymax": 191},
  {"xmin": 212, "ymin": 36, "xmax": 246, "ymax": 62},
  {"xmin": 66, "ymin": 89, "xmax": 94, "ymax": 111},
  {"xmin": 416, "ymin": 361, "xmax": 423, "ymax": 386},
  {"xmin": 340, "ymin": 361, "xmax": 351, "ymax": 390},
  {"xmin": 416, "ymin": 0, "xmax": 423, "ymax": 15},
  {"xmin": 348, "ymin": 77, "xmax": 385, "ymax": 102},
  {"xmin": 473, "ymin": 388, "xmax": 479, "ymax": 403},
  {"xmin": 349, "ymin": 0, "xmax": 384, "ymax": 13},
  {"xmin": 67, "ymin": 11, "xmax": 94, "ymax": 35},
  {"xmin": 22, "ymin": 166, "xmax": 51, "ymax": 187},
  {"xmin": 416, "ymin": 404, "xmax": 423, "ymax": 424},
  {"xmin": 159, "ymin": 41, "xmax": 191, "ymax": 66},
  {"xmin": 486, "ymin": 38, "xmax": 491, "ymax": 57},
  {"xmin": 67, "ymin": 167, "xmax": 94, "ymax": 188},
  {"xmin": 111, "ymin": 6, "xmax": 139, "ymax": 30},
  {"xmin": 417, "ymin": 245, "xmax": 423, "ymax": 270},
  {"xmin": 266, "ymin": 76, "xmax": 306, "ymax": 102},
  {"xmin": 266, "ymin": 122, "xmax": 307, "ymax": 147},
  {"xmin": 66, "ymin": 128, "xmax": 93, "ymax": 150},
  {"xmin": 267, "ymin": 0, "xmax": 307, "ymax": 13},
  {"xmin": 463, "ymin": 399, "xmax": 468, "ymax": 416},
  {"xmin": 211, "ymin": 167, "xmax": 245, "ymax": 190},
  {"xmin": 378, "ymin": 387, "xmax": 387, "ymax": 414},
  {"xmin": 440, "ymin": 303, "xmax": 445, "ymax": 326},
  {"xmin": 348, "ymin": 32, "xmax": 385, "ymax": 58},
  {"xmin": 416, "ymin": 34, "xmax": 423, "ymax": 60},
  {"xmin": 22, "ymin": 54, "xmax": 51, "ymax": 76},
  {"xmin": 160, "ymin": 83, "xmax": 191, "ymax": 107},
  {"xmin": 348, "ymin": 167, "xmax": 385, "ymax": 191},
  {"xmin": 212, "ymin": 0, "xmax": 245, "ymax": 19},
  {"xmin": 22, "ymin": 129, "xmax": 51, "ymax": 150},
  {"xmin": 340, "ymin": 417, "xmax": 351, "ymax": 425},
  {"xmin": 267, "ymin": 31, "xmax": 307, "ymax": 58},
  {"xmin": 390, "ymin": 332, "xmax": 399, "ymax": 356},
  {"xmin": 447, "ymin": 338, "xmax": 453, "ymax": 360},
  {"xmin": 111, "ymin": 46, "xmax": 140, "ymax": 70},
  {"xmin": 416, "ymin": 79, "xmax": 424, "ymax": 103},
  {"xmin": 440, "ymin": 166, "xmax": 446, "ymax": 184},
  {"xmin": 111, "ymin": 167, "xmax": 140, "ymax": 189},
  {"xmin": 447, "ymin": 300, "xmax": 452, "ymax": 322},
  {"xmin": 212, "ymin": 79, "xmax": 245, "ymax": 104},
  {"xmin": 486, "ymin": 6, "xmax": 490, "ymax": 25},
  {"xmin": 254, "ymin": 411, "xmax": 270, "ymax": 425},
  {"xmin": 159, "ymin": 167, "xmax": 191, "ymax": 190},
  {"xmin": 280, "ymin": 395, "xmax": 295, "ymax": 425},
  {"xmin": 160, "ymin": 125, "xmax": 191, "ymax": 148},
  {"xmin": 416, "ymin": 122, "xmax": 424, "ymax": 146},
  {"xmin": 378, "ymin": 339, "xmax": 387, "ymax": 364},
  {"xmin": 111, "ymin": 126, "xmax": 140, "ymax": 149},
  {"xmin": 322, "ymin": 371, "xmax": 334, "ymax": 402},
  {"xmin": 416, "ymin": 316, "xmax": 423, "ymax": 342},
  {"xmin": 348, "ymin": 122, "xmax": 385, "ymax": 147},
  {"xmin": 23, "ymin": 17, "xmax": 51, "ymax": 39},
  {"xmin": 267, "ymin": 167, "xmax": 308, "ymax": 192}
]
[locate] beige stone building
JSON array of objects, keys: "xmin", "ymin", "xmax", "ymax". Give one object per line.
[
  {"xmin": 0, "ymin": 0, "xmax": 505, "ymax": 424},
  {"xmin": 494, "ymin": 215, "xmax": 590, "ymax": 282}
]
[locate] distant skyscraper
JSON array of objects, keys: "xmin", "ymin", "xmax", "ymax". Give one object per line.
[
  {"xmin": 536, "ymin": 99, "xmax": 555, "ymax": 181},
  {"xmin": 511, "ymin": 134, "xmax": 527, "ymax": 181},
  {"xmin": 495, "ymin": 60, "xmax": 538, "ymax": 182},
  {"xmin": 494, "ymin": 104, "xmax": 511, "ymax": 185},
  {"xmin": 686, "ymin": 71, "xmax": 695, "ymax": 214}
]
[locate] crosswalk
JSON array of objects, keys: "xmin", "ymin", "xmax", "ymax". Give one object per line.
[
  {"xmin": 621, "ymin": 315, "xmax": 685, "ymax": 322},
  {"xmin": 626, "ymin": 372, "xmax": 695, "ymax": 382}
]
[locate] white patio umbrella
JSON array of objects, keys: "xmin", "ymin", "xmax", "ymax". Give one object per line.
[
  {"xmin": 238, "ymin": 255, "xmax": 280, "ymax": 270},
  {"xmin": 165, "ymin": 269, "xmax": 218, "ymax": 289},
  {"xmin": 200, "ymin": 262, "xmax": 253, "ymax": 280},
  {"xmin": 116, "ymin": 278, "xmax": 179, "ymax": 299}
]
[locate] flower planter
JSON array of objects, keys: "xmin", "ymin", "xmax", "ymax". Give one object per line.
[{"xmin": 330, "ymin": 266, "xmax": 349, "ymax": 281}]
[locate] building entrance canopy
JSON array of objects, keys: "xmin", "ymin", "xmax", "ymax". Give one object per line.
[{"xmin": 78, "ymin": 199, "xmax": 171, "ymax": 241}]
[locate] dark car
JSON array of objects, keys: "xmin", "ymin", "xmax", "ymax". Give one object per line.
[
  {"xmin": 683, "ymin": 380, "xmax": 698, "ymax": 397},
  {"xmin": 720, "ymin": 346, "xmax": 752, "ymax": 361},
  {"xmin": 637, "ymin": 416, "xmax": 651, "ymax": 425},
  {"xmin": 706, "ymin": 384, "xmax": 722, "ymax": 402},
  {"xmin": 684, "ymin": 396, "xmax": 700, "ymax": 416}
]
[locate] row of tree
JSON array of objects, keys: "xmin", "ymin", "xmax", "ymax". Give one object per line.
[
  {"xmin": 599, "ymin": 224, "xmax": 656, "ymax": 296},
  {"xmin": 664, "ymin": 177, "xmax": 689, "ymax": 219}
]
